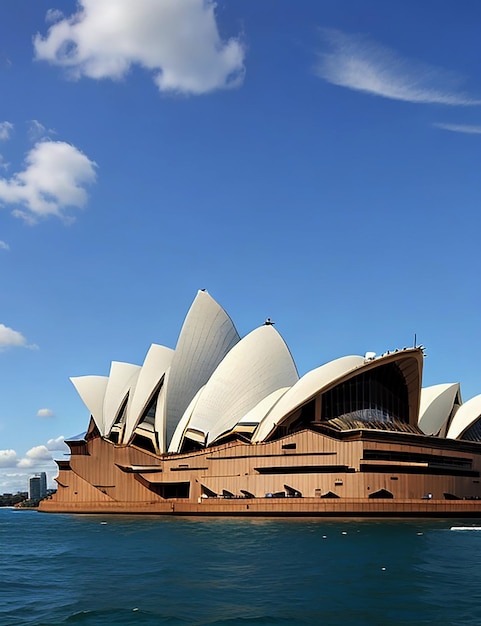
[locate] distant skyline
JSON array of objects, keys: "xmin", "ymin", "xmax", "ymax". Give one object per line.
[{"xmin": 1, "ymin": 0, "xmax": 481, "ymax": 492}]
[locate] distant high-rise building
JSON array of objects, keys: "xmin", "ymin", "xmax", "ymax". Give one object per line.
[
  {"xmin": 28, "ymin": 472, "xmax": 47, "ymax": 501},
  {"xmin": 28, "ymin": 476, "xmax": 40, "ymax": 500},
  {"xmin": 38, "ymin": 472, "xmax": 47, "ymax": 498}
]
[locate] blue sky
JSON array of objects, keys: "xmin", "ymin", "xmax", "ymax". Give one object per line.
[{"xmin": 1, "ymin": 0, "xmax": 481, "ymax": 492}]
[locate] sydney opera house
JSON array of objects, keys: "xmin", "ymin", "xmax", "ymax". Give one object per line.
[{"xmin": 41, "ymin": 291, "xmax": 481, "ymax": 516}]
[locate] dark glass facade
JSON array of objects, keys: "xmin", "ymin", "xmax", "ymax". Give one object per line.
[
  {"xmin": 461, "ymin": 417, "xmax": 481, "ymax": 442},
  {"xmin": 139, "ymin": 393, "xmax": 157, "ymax": 427},
  {"xmin": 321, "ymin": 362, "xmax": 409, "ymax": 425}
]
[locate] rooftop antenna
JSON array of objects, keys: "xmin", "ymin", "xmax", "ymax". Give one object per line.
[{"xmin": 414, "ymin": 333, "xmax": 427, "ymax": 356}]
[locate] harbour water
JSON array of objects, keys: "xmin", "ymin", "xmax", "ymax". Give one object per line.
[{"xmin": 1, "ymin": 507, "xmax": 481, "ymax": 625}]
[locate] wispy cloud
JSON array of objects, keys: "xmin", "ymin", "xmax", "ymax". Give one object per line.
[
  {"xmin": 433, "ymin": 122, "xmax": 481, "ymax": 134},
  {"xmin": 0, "ymin": 240, "xmax": 9, "ymax": 251},
  {"xmin": 0, "ymin": 55, "xmax": 12, "ymax": 71},
  {"xmin": 0, "ymin": 140, "xmax": 97, "ymax": 223},
  {"xmin": 316, "ymin": 29, "xmax": 481, "ymax": 106},
  {"xmin": 45, "ymin": 8, "xmax": 63, "ymax": 24},
  {"xmin": 27, "ymin": 120, "xmax": 55, "ymax": 142},
  {"xmin": 37, "ymin": 408, "xmax": 55, "ymax": 418},
  {"xmin": 0, "ymin": 121, "xmax": 13, "ymax": 141},
  {"xmin": 34, "ymin": 0, "xmax": 245, "ymax": 95},
  {"xmin": 0, "ymin": 155, "xmax": 10, "ymax": 171}
]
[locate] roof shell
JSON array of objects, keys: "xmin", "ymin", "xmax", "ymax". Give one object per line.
[
  {"xmin": 123, "ymin": 343, "xmax": 174, "ymax": 443},
  {"xmin": 252, "ymin": 349, "xmax": 423, "ymax": 441},
  {"xmin": 163, "ymin": 290, "xmax": 240, "ymax": 448},
  {"xmin": 236, "ymin": 386, "xmax": 291, "ymax": 427},
  {"xmin": 70, "ymin": 375, "xmax": 109, "ymax": 434},
  {"xmin": 252, "ymin": 355, "xmax": 364, "ymax": 442},
  {"xmin": 153, "ymin": 382, "xmax": 168, "ymax": 451},
  {"xmin": 446, "ymin": 394, "xmax": 481, "ymax": 440},
  {"xmin": 168, "ymin": 385, "xmax": 206, "ymax": 453},
  {"xmin": 418, "ymin": 383, "xmax": 460, "ymax": 436},
  {"xmin": 186, "ymin": 325, "xmax": 299, "ymax": 446},
  {"xmin": 103, "ymin": 362, "xmax": 142, "ymax": 435}
]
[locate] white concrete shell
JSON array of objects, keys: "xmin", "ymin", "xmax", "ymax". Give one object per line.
[
  {"xmin": 168, "ymin": 385, "xmax": 205, "ymax": 453},
  {"xmin": 70, "ymin": 375, "xmax": 109, "ymax": 434},
  {"xmin": 252, "ymin": 355, "xmax": 365, "ymax": 443},
  {"xmin": 153, "ymin": 382, "xmax": 168, "ymax": 451},
  {"xmin": 234, "ymin": 387, "xmax": 291, "ymax": 432},
  {"xmin": 447, "ymin": 394, "xmax": 481, "ymax": 440},
  {"xmin": 163, "ymin": 290, "xmax": 240, "ymax": 448},
  {"xmin": 103, "ymin": 362, "xmax": 141, "ymax": 436},
  {"xmin": 123, "ymin": 344, "xmax": 174, "ymax": 443},
  {"xmin": 185, "ymin": 325, "xmax": 299, "ymax": 446},
  {"xmin": 129, "ymin": 383, "xmax": 168, "ymax": 453},
  {"xmin": 418, "ymin": 383, "xmax": 460, "ymax": 436}
]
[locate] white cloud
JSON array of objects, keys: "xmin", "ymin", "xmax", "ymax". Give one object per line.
[
  {"xmin": 37, "ymin": 408, "xmax": 55, "ymax": 418},
  {"xmin": 0, "ymin": 121, "xmax": 13, "ymax": 141},
  {"xmin": 0, "ymin": 449, "xmax": 18, "ymax": 468},
  {"xmin": 0, "ymin": 140, "xmax": 97, "ymax": 223},
  {"xmin": 34, "ymin": 0, "xmax": 245, "ymax": 95},
  {"xmin": 26, "ymin": 445, "xmax": 52, "ymax": 461},
  {"xmin": 46, "ymin": 435, "xmax": 68, "ymax": 452},
  {"xmin": 16, "ymin": 459, "xmax": 33, "ymax": 468},
  {"xmin": 434, "ymin": 122, "xmax": 481, "ymax": 134},
  {"xmin": 0, "ymin": 323, "xmax": 27, "ymax": 349},
  {"xmin": 0, "ymin": 240, "xmax": 9, "ymax": 250},
  {"xmin": 18, "ymin": 445, "xmax": 53, "ymax": 469},
  {"xmin": 316, "ymin": 29, "xmax": 481, "ymax": 106},
  {"xmin": 0, "ymin": 435, "xmax": 67, "ymax": 492}
]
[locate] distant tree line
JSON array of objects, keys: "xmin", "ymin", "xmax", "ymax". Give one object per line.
[
  {"xmin": 0, "ymin": 492, "xmax": 28, "ymax": 507},
  {"xmin": 0, "ymin": 489, "xmax": 57, "ymax": 507}
]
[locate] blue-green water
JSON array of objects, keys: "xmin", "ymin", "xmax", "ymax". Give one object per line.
[{"xmin": 2, "ymin": 508, "xmax": 481, "ymax": 625}]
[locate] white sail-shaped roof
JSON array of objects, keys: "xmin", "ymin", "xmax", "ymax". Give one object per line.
[
  {"xmin": 123, "ymin": 344, "xmax": 174, "ymax": 443},
  {"xmin": 153, "ymin": 382, "xmax": 168, "ymax": 451},
  {"xmin": 235, "ymin": 386, "xmax": 291, "ymax": 430},
  {"xmin": 418, "ymin": 383, "xmax": 460, "ymax": 436},
  {"xmin": 185, "ymin": 325, "xmax": 299, "ymax": 446},
  {"xmin": 70, "ymin": 375, "xmax": 109, "ymax": 433},
  {"xmin": 103, "ymin": 362, "xmax": 141, "ymax": 435},
  {"xmin": 168, "ymin": 385, "xmax": 205, "ymax": 453},
  {"xmin": 163, "ymin": 290, "xmax": 240, "ymax": 448},
  {"xmin": 446, "ymin": 394, "xmax": 481, "ymax": 440},
  {"xmin": 252, "ymin": 355, "xmax": 365, "ymax": 443}
]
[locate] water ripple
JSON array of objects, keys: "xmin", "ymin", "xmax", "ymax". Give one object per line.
[{"xmin": 2, "ymin": 510, "xmax": 481, "ymax": 625}]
